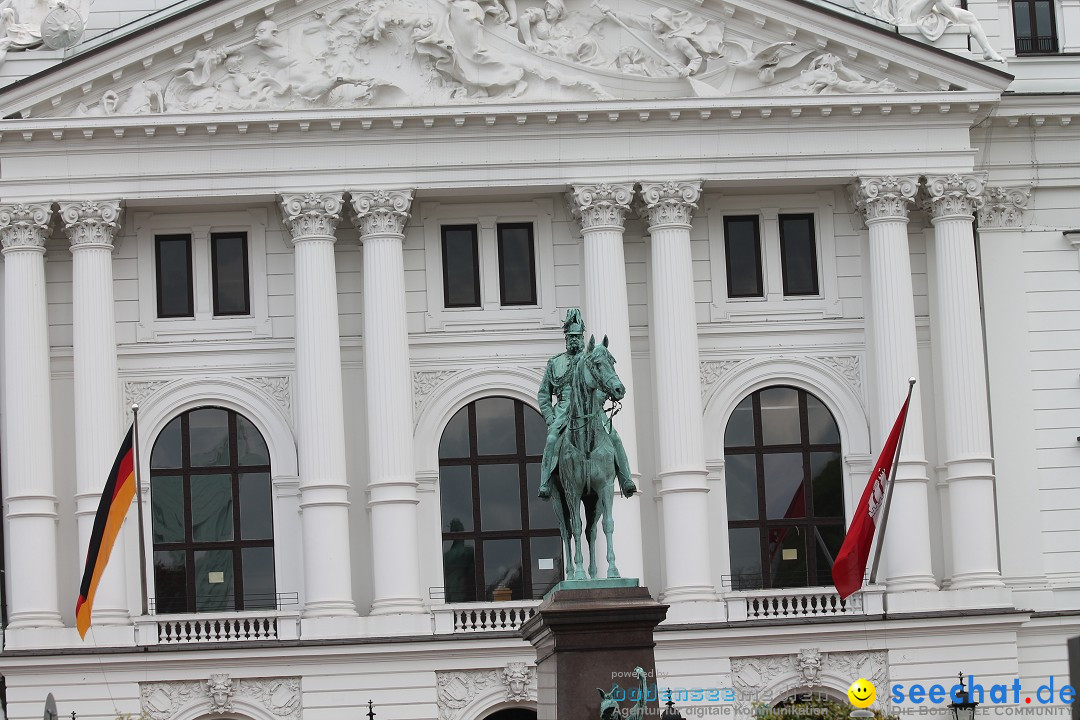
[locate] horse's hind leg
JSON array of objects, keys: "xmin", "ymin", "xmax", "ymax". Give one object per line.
[{"xmin": 582, "ymin": 491, "xmax": 599, "ymax": 580}]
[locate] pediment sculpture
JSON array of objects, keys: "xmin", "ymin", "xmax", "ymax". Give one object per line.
[
  {"xmin": 853, "ymin": 0, "xmax": 1004, "ymax": 61},
  {"xmin": 73, "ymin": 0, "xmax": 909, "ymax": 117},
  {"xmin": 0, "ymin": 0, "xmax": 92, "ymax": 63}
]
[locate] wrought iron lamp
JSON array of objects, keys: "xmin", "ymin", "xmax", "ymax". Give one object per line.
[{"xmin": 948, "ymin": 674, "xmax": 979, "ymax": 720}]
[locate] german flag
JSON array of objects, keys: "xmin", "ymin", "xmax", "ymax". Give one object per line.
[{"xmin": 76, "ymin": 424, "xmax": 137, "ymax": 638}]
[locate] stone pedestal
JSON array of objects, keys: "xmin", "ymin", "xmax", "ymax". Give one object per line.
[{"xmin": 520, "ymin": 584, "xmax": 668, "ymax": 720}]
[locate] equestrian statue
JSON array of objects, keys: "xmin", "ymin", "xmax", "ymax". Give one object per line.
[{"xmin": 537, "ymin": 308, "xmax": 636, "ymax": 580}]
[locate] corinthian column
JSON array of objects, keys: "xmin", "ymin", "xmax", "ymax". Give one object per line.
[
  {"xmin": 638, "ymin": 181, "xmax": 716, "ymax": 611},
  {"xmin": 279, "ymin": 193, "xmax": 356, "ymax": 618},
  {"xmin": 852, "ymin": 176, "xmax": 937, "ymax": 592},
  {"xmin": 976, "ymin": 187, "xmax": 1043, "ymax": 589},
  {"xmin": 924, "ymin": 175, "xmax": 1004, "ymax": 589},
  {"xmin": 350, "ymin": 190, "xmax": 424, "ymax": 616},
  {"xmin": 60, "ymin": 200, "xmax": 131, "ymax": 625},
  {"xmin": 568, "ymin": 182, "xmax": 643, "ymax": 580},
  {"xmin": 1, "ymin": 203, "xmax": 63, "ymax": 628}
]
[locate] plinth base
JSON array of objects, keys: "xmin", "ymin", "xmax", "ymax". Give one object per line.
[{"xmin": 520, "ymin": 584, "xmax": 668, "ymax": 720}]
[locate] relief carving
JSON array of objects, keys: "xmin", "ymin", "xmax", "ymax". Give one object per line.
[
  {"xmin": 815, "ymin": 355, "xmax": 862, "ymax": 393},
  {"xmin": 503, "ymin": 661, "xmax": 535, "ymax": 701},
  {"xmin": 732, "ymin": 650, "xmax": 888, "ymax": 711},
  {"xmin": 0, "ymin": 0, "xmax": 92, "ymax": 67},
  {"xmin": 123, "ymin": 380, "xmax": 173, "ymax": 416},
  {"xmin": 69, "ymin": 0, "xmax": 912, "ymax": 116},
  {"xmin": 853, "ymin": 0, "xmax": 1003, "ymax": 61},
  {"xmin": 140, "ymin": 675, "xmax": 301, "ymax": 720},
  {"xmin": 413, "ymin": 369, "xmax": 461, "ymax": 416},
  {"xmin": 437, "ymin": 669, "xmax": 504, "ymax": 720},
  {"xmin": 699, "ymin": 360, "xmax": 743, "ymax": 405},
  {"xmin": 242, "ymin": 376, "xmax": 292, "ymax": 414}
]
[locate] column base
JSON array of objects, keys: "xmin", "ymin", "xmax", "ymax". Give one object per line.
[
  {"xmin": 369, "ymin": 597, "xmax": 427, "ymax": 615},
  {"xmin": 6, "ymin": 610, "xmax": 63, "ymax": 629},
  {"xmin": 361, "ymin": 612, "xmax": 432, "ymax": 637},
  {"xmin": 92, "ymin": 608, "xmax": 134, "ymax": 625},
  {"xmin": 659, "ymin": 584, "xmax": 718, "ymax": 605},
  {"xmin": 884, "ymin": 574, "xmax": 939, "ymax": 593},
  {"xmin": 886, "ymin": 586, "xmax": 1012, "ymax": 613},
  {"xmin": 949, "ymin": 571, "xmax": 1006, "ymax": 591},
  {"xmin": 302, "ymin": 600, "xmax": 358, "ymax": 619}
]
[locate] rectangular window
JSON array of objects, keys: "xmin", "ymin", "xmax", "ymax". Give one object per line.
[
  {"xmin": 779, "ymin": 214, "xmax": 819, "ymax": 296},
  {"xmin": 442, "ymin": 225, "xmax": 481, "ymax": 308},
  {"xmin": 1013, "ymin": 0, "xmax": 1058, "ymax": 53},
  {"xmin": 211, "ymin": 232, "xmax": 250, "ymax": 316},
  {"xmin": 497, "ymin": 223, "xmax": 537, "ymax": 306},
  {"xmin": 155, "ymin": 234, "xmax": 194, "ymax": 318},
  {"xmin": 723, "ymin": 216, "xmax": 764, "ymax": 298}
]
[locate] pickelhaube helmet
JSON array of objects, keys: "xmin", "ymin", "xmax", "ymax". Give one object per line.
[{"xmin": 562, "ymin": 308, "xmax": 585, "ymax": 336}]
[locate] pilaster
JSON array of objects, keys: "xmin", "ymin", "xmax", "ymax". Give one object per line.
[
  {"xmin": 851, "ymin": 176, "xmax": 937, "ymax": 593},
  {"xmin": 637, "ymin": 181, "xmax": 717, "ymax": 615},
  {"xmin": 976, "ymin": 187, "xmax": 1046, "ymax": 595},
  {"xmin": 1, "ymin": 202, "xmax": 63, "ymax": 628},
  {"xmin": 568, "ymin": 182, "xmax": 643, "ymax": 580},
  {"xmin": 60, "ymin": 199, "xmax": 131, "ymax": 625},
  {"xmin": 351, "ymin": 189, "xmax": 425, "ymax": 617},
  {"xmin": 279, "ymin": 192, "xmax": 357, "ymax": 619}
]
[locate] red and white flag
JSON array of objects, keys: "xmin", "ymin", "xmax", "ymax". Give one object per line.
[{"xmin": 831, "ymin": 392, "xmax": 912, "ymax": 599}]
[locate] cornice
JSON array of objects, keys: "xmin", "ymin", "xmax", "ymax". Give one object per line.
[{"xmin": 0, "ymin": 92, "xmax": 1004, "ymax": 143}]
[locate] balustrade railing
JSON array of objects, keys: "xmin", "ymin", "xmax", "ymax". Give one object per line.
[
  {"xmin": 431, "ymin": 601, "xmax": 540, "ymax": 634},
  {"xmin": 725, "ymin": 585, "xmax": 884, "ymax": 621},
  {"xmin": 135, "ymin": 610, "xmax": 301, "ymax": 645}
]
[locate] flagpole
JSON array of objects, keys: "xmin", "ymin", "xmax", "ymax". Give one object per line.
[
  {"xmin": 867, "ymin": 378, "xmax": 916, "ymax": 587},
  {"xmin": 132, "ymin": 404, "xmax": 149, "ymax": 617}
]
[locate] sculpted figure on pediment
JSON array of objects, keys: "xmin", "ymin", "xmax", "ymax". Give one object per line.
[
  {"xmin": 780, "ymin": 52, "xmax": 897, "ymax": 94},
  {"xmin": 517, "ymin": 0, "xmax": 600, "ymax": 64},
  {"xmin": 854, "ymin": 0, "xmax": 1003, "ymax": 62},
  {"xmin": 593, "ymin": 2, "xmax": 725, "ymax": 77}
]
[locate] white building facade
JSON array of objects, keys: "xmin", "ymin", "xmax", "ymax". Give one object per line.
[{"xmin": 0, "ymin": 0, "xmax": 1076, "ymax": 717}]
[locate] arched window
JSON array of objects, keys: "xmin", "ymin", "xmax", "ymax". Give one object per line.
[
  {"xmin": 439, "ymin": 397, "xmax": 562, "ymax": 602},
  {"xmin": 150, "ymin": 407, "xmax": 275, "ymax": 613},
  {"xmin": 724, "ymin": 387, "xmax": 844, "ymax": 590}
]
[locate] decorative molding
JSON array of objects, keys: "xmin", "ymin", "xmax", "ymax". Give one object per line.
[
  {"xmin": 241, "ymin": 376, "xmax": 292, "ymax": 415},
  {"xmin": 731, "ymin": 650, "xmax": 888, "ymax": 712},
  {"xmin": 124, "ymin": 379, "xmax": 174, "ymax": 418},
  {"xmin": 140, "ymin": 675, "xmax": 301, "ymax": 720},
  {"xmin": 978, "ymin": 186, "xmax": 1032, "ymax": 228},
  {"xmin": 58, "ymin": 199, "xmax": 122, "ymax": 248},
  {"xmin": 923, "ymin": 173, "xmax": 986, "ymax": 221},
  {"xmin": 503, "ymin": 662, "xmax": 535, "ymax": 702},
  {"xmin": 436, "ymin": 669, "xmax": 504, "ymax": 720},
  {"xmin": 279, "ymin": 193, "xmax": 344, "ymax": 242},
  {"xmin": 414, "ymin": 369, "xmax": 462, "ymax": 418},
  {"xmin": 637, "ymin": 181, "xmax": 703, "ymax": 229},
  {"xmin": 0, "ymin": 202, "xmax": 53, "ymax": 250},
  {"xmin": 351, "ymin": 189, "xmax": 414, "ymax": 238},
  {"xmin": 568, "ymin": 183, "xmax": 634, "ymax": 232},
  {"xmin": 814, "ymin": 355, "xmax": 862, "ymax": 393},
  {"xmin": 850, "ymin": 176, "xmax": 919, "ymax": 223},
  {"xmin": 700, "ymin": 360, "xmax": 743, "ymax": 404}
]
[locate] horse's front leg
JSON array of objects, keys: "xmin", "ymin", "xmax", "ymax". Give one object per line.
[
  {"xmin": 583, "ymin": 491, "xmax": 599, "ymax": 579},
  {"xmin": 600, "ymin": 477, "xmax": 620, "ymax": 578},
  {"xmin": 568, "ymin": 491, "xmax": 586, "ymax": 580}
]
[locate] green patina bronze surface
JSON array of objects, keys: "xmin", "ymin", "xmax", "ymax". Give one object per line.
[{"xmin": 537, "ymin": 308, "xmax": 637, "ymax": 581}]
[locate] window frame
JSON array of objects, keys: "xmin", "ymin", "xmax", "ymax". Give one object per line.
[
  {"xmin": 722, "ymin": 215, "xmax": 765, "ymax": 299},
  {"xmin": 420, "ymin": 200, "xmax": 559, "ymax": 331},
  {"xmin": 724, "ymin": 387, "xmax": 845, "ymax": 591},
  {"xmin": 135, "ymin": 209, "xmax": 271, "ymax": 341},
  {"xmin": 210, "ymin": 231, "xmax": 252, "ymax": 317},
  {"xmin": 496, "ymin": 222, "xmax": 538, "ymax": 307},
  {"xmin": 438, "ymin": 398, "xmax": 561, "ymax": 602},
  {"xmin": 778, "ymin": 213, "xmax": 820, "ymax": 297},
  {"xmin": 149, "ymin": 407, "xmax": 276, "ymax": 614},
  {"xmin": 1012, "ymin": 0, "xmax": 1059, "ymax": 54},
  {"xmin": 155, "ymin": 233, "xmax": 195, "ymax": 319},
  {"xmin": 706, "ymin": 192, "xmax": 841, "ymax": 322},
  {"xmin": 441, "ymin": 224, "xmax": 483, "ymax": 309}
]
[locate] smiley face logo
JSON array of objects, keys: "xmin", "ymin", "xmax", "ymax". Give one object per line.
[{"xmin": 848, "ymin": 678, "xmax": 877, "ymax": 708}]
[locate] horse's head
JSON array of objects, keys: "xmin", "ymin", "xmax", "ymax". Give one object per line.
[{"xmin": 585, "ymin": 334, "xmax": 626, "ymax": 402}]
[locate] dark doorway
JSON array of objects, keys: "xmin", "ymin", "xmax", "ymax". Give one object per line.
[{"xmin": 484, "ymin": 710, "xmax": 537, "ymax": 720}]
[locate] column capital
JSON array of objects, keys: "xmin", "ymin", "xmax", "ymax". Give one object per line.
[
  {"xmin": 637, "ymin": 180, "xmax": 702, "ymax": 230},
  {"xmin": 350, "ymin": 189, "xmax": 414, "ymax": 238},
  {"xmin": 851, "ymin": 176, "xmax": 919, "ymax": 223},
  {"xmin": 977, "ymin": 186, "xmax": 1032, "ymax": 228},
  {"xmin": 923, "ymin": 173, "xmax": 986, "ymax": 222},
  {"xmin": 279, "ymin": 192, "xmax": 344, "ymax": 243},
  {"xmin": 59, "ymin": 200, "xmax": 123, "ymax": 249},
  {"xmin": 0, "ymin": 203, "xmax": 53, "ymax": 252},
  {"xmin": 568, "ymin": 182, "xmax": 634, "ymax": 232}
]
